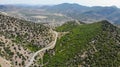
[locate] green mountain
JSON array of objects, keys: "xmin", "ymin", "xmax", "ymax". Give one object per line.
[{"xmin": 43, "ymin": 20, "xmax": 120, "ymax": 67}]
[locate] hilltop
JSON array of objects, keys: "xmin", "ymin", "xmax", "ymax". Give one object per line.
[{"xmin": 41, "ymin": 20, "xmax": 120, "ymax": 67}]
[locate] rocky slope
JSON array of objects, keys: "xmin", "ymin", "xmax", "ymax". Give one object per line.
[{"xmin": 0, "ymin": 13, "xmax": 53, "ymax": 67}]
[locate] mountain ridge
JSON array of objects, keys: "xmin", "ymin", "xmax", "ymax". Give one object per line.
[
  {"xmin": 42, "ymin": 20, "xmax": 120, "ymax": 67},
  {"xmin": 42, "ymin": 3, "xmax": 120, "ymax": 24},
  {"xmin": 1, "ymin": 3, "xmax": 120, "ymax": 24}
]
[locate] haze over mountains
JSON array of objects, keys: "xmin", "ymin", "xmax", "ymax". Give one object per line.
[
  {"xmin": 0, "ymin": 3, "xmax": 120, "ymax": 24},
  {"xmin": 42, "ymin": 3, "xmax": 120, "ymax": 24},
  {"xmin": 0, "ymin": 4, "xmax": 73, "ymax": 26}
]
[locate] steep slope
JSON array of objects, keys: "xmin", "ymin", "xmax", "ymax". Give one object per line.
[
  {"xmin": 0, "ymin": 14, "xmax": 53, "ymax": 67},
  {"xmin": 42, "ymin": 20, "xmax": 120, "ymax": 67}
]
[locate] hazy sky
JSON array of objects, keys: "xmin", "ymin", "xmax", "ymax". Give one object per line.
[{"xmin": 0, "ymin": 0, "xmax": 120, "ymax": 7}]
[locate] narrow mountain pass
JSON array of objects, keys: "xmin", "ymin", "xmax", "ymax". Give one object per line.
[{"xmin": 25, "ymin": 29, "xmax": 58, "ymax": 67}]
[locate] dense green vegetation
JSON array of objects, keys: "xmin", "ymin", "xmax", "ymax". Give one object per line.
[
  {"xmin": 43, "ymin": 20, "xmax": 120, "ymax": 67},
  {"xmin": 56, "ymin": 21, "xmax": 80, "ymax": 32},
  {"xmin": 25, "ymin": 43, "xmax": 41, "ymax": 52},
  {"xmin": 43, "ymin": 21, "xmax": 101, "ymax": 66},
  {"xmin": 82, "ymin": 21, "xmax": 120, "ymax": 67}
]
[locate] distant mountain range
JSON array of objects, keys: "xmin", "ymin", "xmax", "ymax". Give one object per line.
[
  {"xmin": 41, "ymin": 3, "xmax": 120, "ymax": 24},
  {"xmin": 0, "ymin": 3, "xmax": 120, "ymax": 24},
  {"xmin": 0, "ymin": 4, "xmax": 73, "ymax": 26}
]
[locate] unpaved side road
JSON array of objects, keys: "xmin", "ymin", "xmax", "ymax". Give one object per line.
[{"xmin": 25, "ymin": 30, "xmax": 58, "ymax": 67}]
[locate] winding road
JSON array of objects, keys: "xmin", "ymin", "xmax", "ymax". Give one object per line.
[{"xmin": 25, "ymin": 30, "xmax": 58, "ymax": 67}]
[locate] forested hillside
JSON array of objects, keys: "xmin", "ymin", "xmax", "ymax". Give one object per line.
[{"xmin": 43, "ymin": 20, "xmax": 120, "ymax": 67}]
